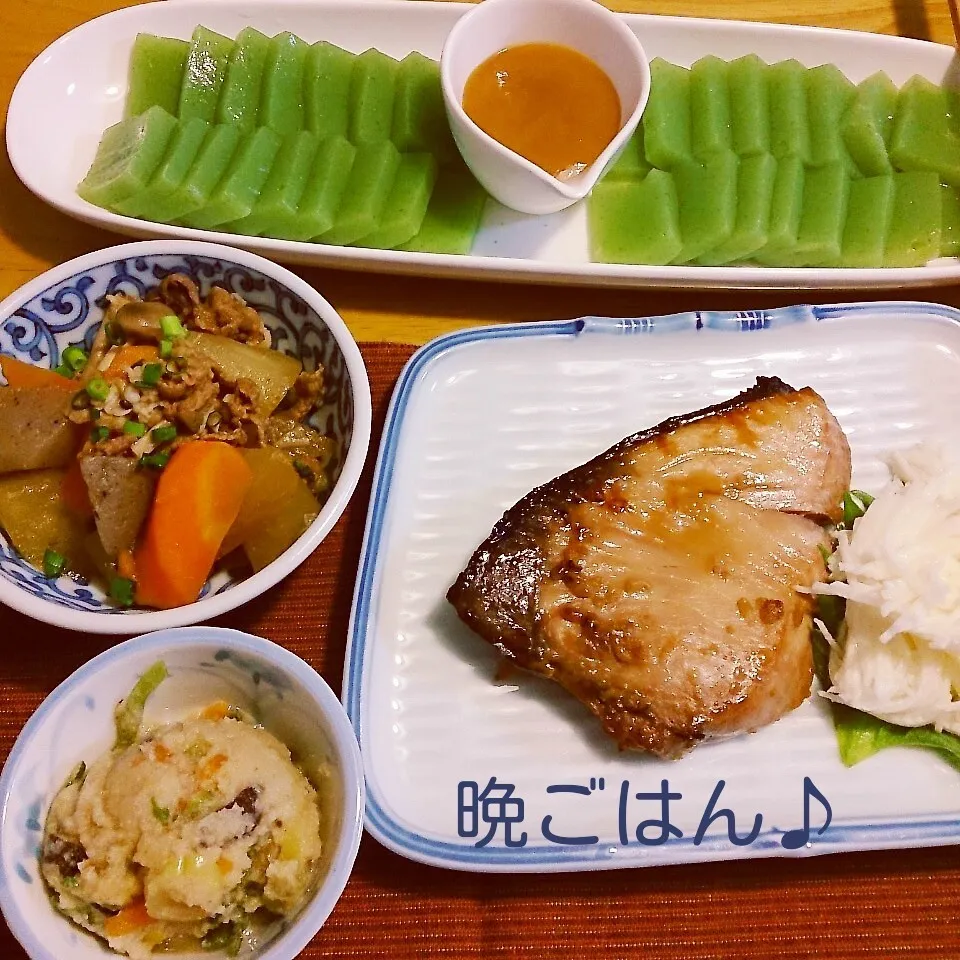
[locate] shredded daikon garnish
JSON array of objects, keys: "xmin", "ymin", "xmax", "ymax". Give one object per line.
[{"xmin": 813, "ymin": 443, "xmax": 960, "ymax": 733}]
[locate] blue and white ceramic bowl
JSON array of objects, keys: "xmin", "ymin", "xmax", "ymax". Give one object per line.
[
  {"xmin": 0, "ymin": 626, "xmax": 365, "ymax": 960},
  {"xmin": 0, "ymin": 240, "xmax": 371, "ymax": 633}
]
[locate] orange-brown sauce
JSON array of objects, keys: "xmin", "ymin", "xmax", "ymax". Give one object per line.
[{"xmin": 461, "ymin": 42, "xmax": 622, "ymax": 179}]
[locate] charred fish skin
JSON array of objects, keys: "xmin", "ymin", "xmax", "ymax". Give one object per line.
[{"xmin": 447, "ymin": 378, "xmax": 851, "ymax": 759}]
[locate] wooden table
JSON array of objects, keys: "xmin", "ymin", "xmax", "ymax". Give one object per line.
[{"xmin": 3, "ymin": 2, "xmax": 960, "ymax": 959}]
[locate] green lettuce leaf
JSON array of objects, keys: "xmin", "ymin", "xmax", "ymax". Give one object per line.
[{"xmin": 834, "ymin": 702, "xmax": 960, "ymax": 771}]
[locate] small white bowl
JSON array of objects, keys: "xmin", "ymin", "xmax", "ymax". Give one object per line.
[
  {"xmin": 0, "ymin": 626, "xmax": 365, "ymax": 960},
  {"xmin": 440, "ymin": 0, "xmax": 651, "ymax": 215},
  {"xmin": 0, "ymin": 239, "xmax": 371, "ymax": 634}
]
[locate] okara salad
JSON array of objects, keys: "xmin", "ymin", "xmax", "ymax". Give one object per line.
[
  {"xmin": 42, "ymin": 662, "xmax": 325, "ymax": 958},
  {"xmin": 0, "ymin": 274, "xmax": 334, "ymax": 608}
]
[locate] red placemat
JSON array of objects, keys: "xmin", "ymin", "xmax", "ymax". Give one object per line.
[{"xmin": 2, "ymin": 341, "xmax": 960, "ymax": 959}]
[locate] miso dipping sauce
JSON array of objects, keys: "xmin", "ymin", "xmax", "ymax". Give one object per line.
[{"xmin": 461, "ymin": 42, "xmax": 622, "ymax": 180}]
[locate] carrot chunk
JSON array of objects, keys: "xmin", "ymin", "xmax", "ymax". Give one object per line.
[
  {"xmin": 0, "ymin": 355, "xmax": 76, "ymax": 391},
  {"xmin": 134, "ymin": 442, "xmax": 253, "ymax": 609},
  {"xmin": 104, "ymin": 899, "xmax": 153, "ymax": 938},
  {"xmin": 104, "ymin": 345, "xmax": 160, "ymax": 380},
  {"xmin": 200, "ymin": 700, "xmax": 230, "ymax": 721},
  {"xmin": 198, "ymin": 752, "xmax": 228, "ymax": 780}
]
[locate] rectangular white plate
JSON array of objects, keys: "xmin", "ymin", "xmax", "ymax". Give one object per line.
[
  {"xmin": 345, "ymin": 300, "xmax": 960, "ymax": 872},
  {"xmin": 7, "ymin": 0, "xmax": 960, "ymax": 290}
]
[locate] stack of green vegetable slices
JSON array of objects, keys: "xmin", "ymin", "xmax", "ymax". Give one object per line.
[
  {"xmin": 589, "ymin": 56, "xmax": 960, "ymax": 268},
  {"xmin": 78, "ymin": 27, "xmax": 489, "ymax": 255}
]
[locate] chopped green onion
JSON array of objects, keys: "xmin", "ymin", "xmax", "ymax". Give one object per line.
[
  {"xmin": 140, "ymin": 451, "xmax": 171, "ymax": 470},
  {"xmin": 150, "ymin": 797, "xmax": 170, "ymax": 825},
  {"xmin": 159, "ymin": 339, "xmax": 173, "ymax": 359},
  {"xmin": 62, "ymin": 761, "xmax": 87, "ymax": 789},
  {"xmin": 201, "ymin": 921, "xmax": 244, "ymax": 955},
  {"xmin": 123, "ymin": 420, "xmax": 146, "ymax": 438},
  {"xmin": 109, "ymin": 576, "xmax": 136, "ymax": 609},
  {"xmin": 85, "ymin": 377, "xmax": 109, "ymax": 402},
  {"xmin": 62, "ymin": 346, "xmax": 88, "ymax": 372},
  {"xmin": 114, "ymin": 661, "xmax": 167, "ymax": 748},
  {"xmin": 61, "ymin": 875, "xmax": 79, "ymax": 889},
  {"xmin": 183, "ymin": 789, "xmax": 215, "ymax": 819},
  {"xmin": 90, "ymin": 425, "xmax": 109, "ymax": 443},
  {"xmin": 159, "ymin": 314, "xmax": 187, "ymax": 340},
  {"xmin": 293, "ymin": 459, "xmax": 312, "ymax": 480},
  {"xmin": 150, "ymin": 424, "xmax": 177, "ymax": 445},
  {"xmin": 842, "ymin": 490, "xmax": 875, "ymax": 529},
  {"xmin": 139, "ymin": 362, "xmax": 163, "ymax": 388},
  {"xmin": 43, "ymin": 548, "xmax": 66, "ymax": 579},
  {"xmin": 185, "ymin": 737, "xmax": 211, "ymax": 760},
  {"xmin": 53, "ymin": 363, "xmax": 73, "ymax": 379}
]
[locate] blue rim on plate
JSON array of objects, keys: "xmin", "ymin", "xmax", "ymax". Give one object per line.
[{"xmin": 343, "ymin": 300, "xmax": 960, "ymax": 872}]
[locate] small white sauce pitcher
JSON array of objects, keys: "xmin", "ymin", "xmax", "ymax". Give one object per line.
[{"xmin": 440, "ymin": 0, "xmax": 651, "ymax": 216}]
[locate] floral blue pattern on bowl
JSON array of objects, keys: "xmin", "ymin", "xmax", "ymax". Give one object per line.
[{"xmin": 0, "ymin": 251, "xmax": 355, "ymax": 616}]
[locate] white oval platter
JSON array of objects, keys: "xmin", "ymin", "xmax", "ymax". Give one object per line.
[{"xmin": 6, "ymin": 0, "xmax": 960, "ymax": 289}]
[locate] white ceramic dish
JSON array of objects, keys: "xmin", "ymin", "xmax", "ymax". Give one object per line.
[
  {"xmin": 345, "ymin": 301, "xmax": 960, "ymax": 873},
  {"xmin": 440, "ymin": 0, "xmax": 650, "ymax": 214},
  {"xmin": 6, "ymin": 0, "xmax": 960, "ymax": 290},
  {"xmin": 0, "ymin": 240, "xmax": 371, "ymax": 634},
  {"xmin": 0, "ymin": 626, "xmax": 365, "ymax": 960}
]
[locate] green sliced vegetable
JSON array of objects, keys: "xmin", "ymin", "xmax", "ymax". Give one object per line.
[
  {"xmin": 123, "ymin": 420, "xmax": 147, "ymax": 438},
  {"xmin": 85, "ymin": 377, "xmax": 110, "ymax": 401},
  {"xmin": 160, "ymin": 314, "xmax": 187, "ymax": 339},
  {"xmin": 114, "ymin": 660, "xmax": 168, "ymax": 748},
  {"xmin": 183, "ymin": 789, "xmax": 215, "ymax": 819},
  {"xmin": 841, "ymin": 489, "xmax": 875, "ymax": 528},
  {"xmin": 62, "ymin": 346, "xmax": 88, "ymax": 372},
  {"xmin": 201, "ymin": 921, "xmax": 244, "ymax": 956},
  {"xmin": 43, "ymin": 548, "xmax": 66, "ymax": 579},
  {"xmin": 140, "ymin": 362, "xmax": 163, "ymax": 387},
  {"xmin": 151, "ymin": 796, "xmax": 171, "ymax": 824},
  {"xmin": 110, "ymin": 576, "xmax": 136, "ymax": 607},
  {"xmin": 140, "ymin": 451, "xmax": 171, "ymax": 470},
  {"xmin": 151, "ymin": 424, "xmax": 177, "ymax": 444},
  {"xmin": 62, "ymin": 761, "xmax": 87, "ymax": 790}
]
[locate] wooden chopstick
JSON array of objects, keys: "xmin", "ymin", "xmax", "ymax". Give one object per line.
[{"xmin": 948, "ymin": 0, "xmax": 960, "ymax": 48}]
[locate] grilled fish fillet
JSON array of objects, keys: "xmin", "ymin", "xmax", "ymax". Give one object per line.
[{"xmin": 447, "ymin": 377, "xmax": 852, "ymax": 758}]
